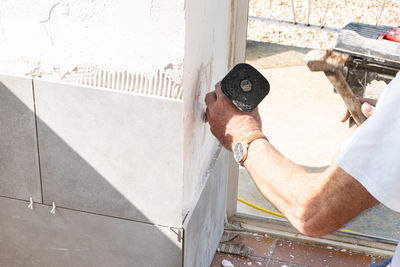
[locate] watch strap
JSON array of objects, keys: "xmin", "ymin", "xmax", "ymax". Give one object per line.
[
  {"xmin": 242, "ymin": 132, "xmax": 266, "ymax": 146},
  {"xmin": 237, "ymin": 132, "xmax": 267, "ymax": 165}
]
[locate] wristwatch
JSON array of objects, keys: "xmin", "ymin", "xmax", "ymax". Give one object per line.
[{"xmin": 233, "ymin": 132, "xmax": 267, "ymax": 166}]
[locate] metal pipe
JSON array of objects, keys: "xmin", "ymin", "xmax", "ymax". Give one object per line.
[
  {"xmin": 248, "ymin": 15, "xmax": 341, "ymax": 33},
  {"xmin": 320, "ymin": 0, "xmax": 331, "ymax": 28},
  {"xmin": 290, "ymin": 0, "xmax": 296, "ymax": 24},
  {"xmin": 376, "ymin": 0, "xmax": 387, "ymax": 26},
  {"xmin": 307, "ymin": 0, "xmax": 311, "ymax": 26}
]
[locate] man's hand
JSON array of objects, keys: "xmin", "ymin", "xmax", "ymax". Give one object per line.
[
  {"xmin": 204, "ymin": 82, "xmax": 263, "ymax": 151},
  {"xmin": 341, "ymin": 98, "xmax": 377, "ymax": 127}
]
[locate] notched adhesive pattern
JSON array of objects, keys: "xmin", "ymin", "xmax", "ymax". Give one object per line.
[{"xmin": 61, "ymin": 66, "xmax": 183, "ymax": 100}]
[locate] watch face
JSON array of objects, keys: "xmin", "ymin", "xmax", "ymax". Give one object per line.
[{"xmin": 234, "ymin": 142, "xmax": 244, "ymax": 162}]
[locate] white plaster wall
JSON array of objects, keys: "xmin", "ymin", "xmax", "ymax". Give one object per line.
[
  {"xmin": 183, "ymin": 0, "xmax": 233, "ymax": 215},
  {"xmin": 0, "ymin": 0, "xmax": 184, "ymax": 83}
]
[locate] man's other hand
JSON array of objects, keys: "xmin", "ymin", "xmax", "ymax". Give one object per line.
[
  {"xmin": 204, "ymin": 82, "xmax": 263, "ymax": 151},
  {"xmin": 341, "ymin": 98, "xmax": 377, "ymax": 127}
]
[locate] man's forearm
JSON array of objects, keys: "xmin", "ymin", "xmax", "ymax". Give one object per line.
[
  {"xmin": 244, "ymin": 138, "xmax": 378, "ymax": 237},
  {"xmin": 204, "ymin": 82, "xmax": 378, "ymax": 237}
]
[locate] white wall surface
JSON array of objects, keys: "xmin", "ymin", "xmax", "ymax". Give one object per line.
[
  {"xmin": 0, "ymin": 0, "xmax": 184, "ymax": 83},
  {"xmin": 183, "ymin": 0, "xmax": 233, "ymax": 215}
]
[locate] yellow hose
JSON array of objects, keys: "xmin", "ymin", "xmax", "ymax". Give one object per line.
[
  {"xmin": 238, "ymin": 197, "xmax": 285, "ymax": 219},
  {"xmin": 237, "ymin": 197, "xmax": 360, "ymax": 234}
]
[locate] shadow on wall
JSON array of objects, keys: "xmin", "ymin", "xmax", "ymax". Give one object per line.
[{"xmin": 0, "ymin": 79, "xmax": 182, "ymax": 267}]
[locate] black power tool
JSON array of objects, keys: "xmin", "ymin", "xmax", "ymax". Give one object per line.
[{"xmin": 221, "ymin": 63, "xmax": 270, "ymax": 112}]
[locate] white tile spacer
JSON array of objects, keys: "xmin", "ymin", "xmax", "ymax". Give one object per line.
[
  {"xmin": 167, "ymin": 224, "xmax": 171, "ymax": 236},
  {"xmin": 50, "ymin": 202, "xmax": 56, "ymax": 214},
  {"xmin": 28, "ymin": 197, "xmax": 33, "ymax": 210}
]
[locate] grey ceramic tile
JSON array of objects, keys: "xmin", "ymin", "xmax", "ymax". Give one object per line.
[
  {"xmin": 0, "ymin": 74, "xmax": 42, "ymax": 202},
  {"xmin": 34, "ymin": 79, "xmax": 184, "ymax": 227},
  {"xmin": 184, "ymin": 147, "xmax": 228, "ymax": 267},
  {"xmin": 0, "ymin": 196, "xmax": 182, "ymax": 267}
]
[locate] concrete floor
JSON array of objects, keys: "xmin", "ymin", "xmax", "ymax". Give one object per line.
[{"xmin": 238, "ymin": 40, "xmax": 400, "ymax": 240}]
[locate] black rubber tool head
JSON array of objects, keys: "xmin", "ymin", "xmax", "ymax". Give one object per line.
[{"xmin": 221, "ymin": 63, "xmax": 270, "ymax": 112}]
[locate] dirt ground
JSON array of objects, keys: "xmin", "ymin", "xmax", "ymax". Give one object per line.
[{"xmin": 246, "ymin": 40, "xmax": 310, "ymax": 68}]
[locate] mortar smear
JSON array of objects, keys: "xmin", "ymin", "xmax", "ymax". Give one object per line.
[{"xmin": 61, "ymin": 65, "xmax": 183, "ymax": 100}]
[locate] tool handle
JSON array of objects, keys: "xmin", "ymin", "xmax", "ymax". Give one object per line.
[{"xmin": 324, "ymin": 70, "xmax": 367, "ymax": 126}]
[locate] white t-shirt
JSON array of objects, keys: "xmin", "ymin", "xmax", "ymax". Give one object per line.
[{"xmin": 337, "ymin": 72, "xmax": 400, "ymax": 266}]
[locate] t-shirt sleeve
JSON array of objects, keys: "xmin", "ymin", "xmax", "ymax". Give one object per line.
[{"xmin": 336, "ymin": 72, "xmax": 400, "ymax": 213}]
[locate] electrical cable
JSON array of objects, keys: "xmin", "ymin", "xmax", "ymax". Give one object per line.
[{"xmin": 237, "ymin": 197, "xmax": 360, "ymax": 234}]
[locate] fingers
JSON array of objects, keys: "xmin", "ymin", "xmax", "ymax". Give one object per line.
[
  {"xmin": 349, "ymin": 117, "xmax": 355, "ymax": 128},
  {"xmin": 204, "ymin": 92, "xmax": 216, "ymax": 123},
  {"xmin": 204, "ymin": 82, "xmax": 227, "ymax": 124},
  {"xmin": 214, "ymin": 81, "xmax": 225, "ymax": 98},
  {"xmin": 361, "ymin": 102, "xmax": 375, "ymax": 118},
  {"xmin": 359, "ymin": 98, "xmax": 377, "ymax": 107},
  {"xmin": 205, "ymin": 82, "xmax": 225, "ymax": 106},
  {"xmin": 204, "ymin": 91, "xmax": 217, "ymax": 106},
  {"xmin": 340, "ymin": 108, "xmax": 356, "ymax": 128},
  {"xmin": 204, "ymin": 107, "xmax": 209, "ymax": 122},
  {"xmin": 340, "ymin": 110, "xmax": 351, "ymax": 123},
  {"xmin": 340, "ymin": 97, "xmax": 377, "ymax": 126}
]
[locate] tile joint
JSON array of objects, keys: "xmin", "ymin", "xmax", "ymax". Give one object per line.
[{"xmin": 31, "ymin": 78, "xmax": 44, "ymax": 204}]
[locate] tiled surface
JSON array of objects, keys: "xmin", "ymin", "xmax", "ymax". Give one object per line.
[
  {"xmin": 268, "ymin": 261, "xmax": 299, "ymax": 267},
  {"xmin": 210, "ymin": 253, "xmax": 268, "ymax": 267},
  {"xmin": 210, "ymin": 233, "xmax": 391, "ymax": 267},
  {"xmin": 241, "ymin": 233, "xmax": 275, "ymax": 258},
  {"xmin": 0, "ymin": 196, "xmax": 182, "ymax": 267},
  {"xmin": 0, "ymin": 74, "xmax": 42, "ymax": 202},
  {"xmin": 272, "ymin": 240, "xmax": 372, "ymax": 267},
  {"xmin": 183, "ymin": 149, "xmax": 228, "ymax": 267},
  {"xmin": 34, "ymin": 79, "xmax": 184, "ymax": 226}
]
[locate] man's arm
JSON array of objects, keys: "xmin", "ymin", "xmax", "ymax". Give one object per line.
[
  {"xmin": 205, "ymin": 82, "xmax": 378, "ymax": 237},
  {"xmin": 244, "ymin": 138, "xmax": 378, "ymax": 237}
]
